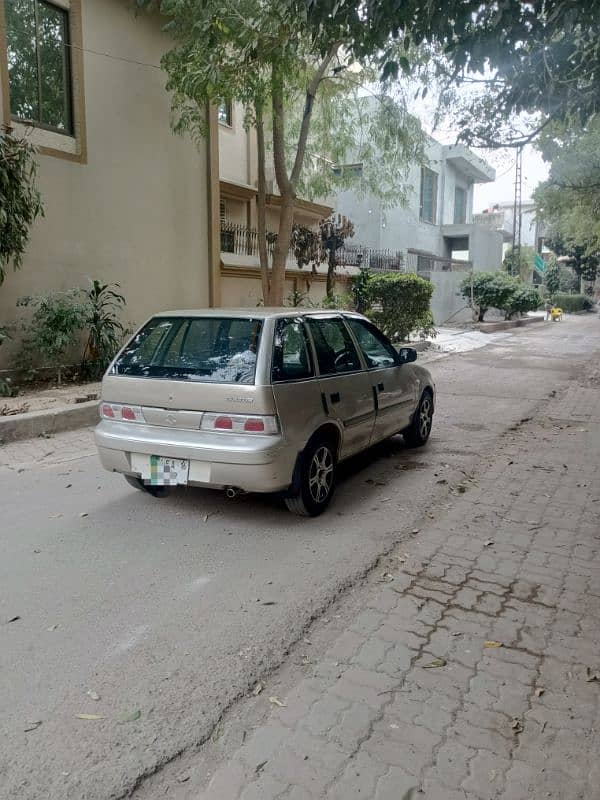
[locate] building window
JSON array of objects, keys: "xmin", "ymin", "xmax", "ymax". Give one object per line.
[
  {"xmin": 332, "ymin": 162, "xmax": 363, "ymax": 178},
  {"xmin": 5, "ymin": 0, "xmax": 73, "ymax": 135},
  {"xmin": 218, "ymin": 100, "xmax": 232, "ymax": 127},
  {"xmin": 420, "ymin": 167, "xmax": 438, "ymax": 224},
  {"xmin": 454, "ymin": 186, "xmax": 467, "ymax": 224},
  {"xmin": 219, "ymin": 199, "xmax": 227, "ymax": 223}
]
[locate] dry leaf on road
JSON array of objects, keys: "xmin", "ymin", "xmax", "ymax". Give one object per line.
[
  {"xmin": 117, "ymin": 709, "xmax": 141, "ymax": 724},
  {"xmin": 86, "ymin": 690, "xmax": 100, "ymax": 701},
  {"xmin": 75, "ymin": 714, "xmax": 103, "ymax": 721},
  {"xmin": 24, "ymin": 721, "xmax": 42, "ymax": 732},
  {"xmin": 484, "ymin": 641, "xmax": 503, "ymax": 648},
  {"xmin": 423, "ymin": 657, "xmax": 447, "ymax": 669},
  {"xmin": 268, "ymin": 696, "xmax": 286, "ymax": 707},
  {"xmin": 252, "ymin": 682, "xmax": 263, "ymax": 696}
]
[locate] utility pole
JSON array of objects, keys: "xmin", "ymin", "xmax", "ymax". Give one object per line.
[{"xmin": 512, "ymin": 146, "xmax": 523, "ymax": 279}]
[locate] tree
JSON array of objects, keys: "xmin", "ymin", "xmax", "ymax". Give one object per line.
[
  {"xmin": 503, "ymin": 245, "xmax": 536, "ymax": 283},
  {"xmin": 461, "ymin": 272, "xmax": 515, "ymax": 322},
  {"xmin": 302, "ymin": 1, "xmax": 600, "ymax": 148},
  {"xmin": 544, "ymin": 257, "xmax": 561, "ymax": 298},
  {"xmin": 135, "ymin": 1, "xmax": 426, "ymax": 306},
  {"xmin": 534, "ymin": 119, "xmax": 600, "ymax": 291},
  {"xmin": 0, "ymin": 124, "xmax": 43, "ymax": 284},
  {"xmin": 367, "ymin": 273, "xmax": 434, "ymax": 342},
  {"xmin": 504, "ymin": 284, "xmax": 540, "ymax": 320}
]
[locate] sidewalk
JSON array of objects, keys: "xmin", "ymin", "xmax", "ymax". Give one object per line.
[{"xmin": 201, "ymin": 370, "xmax": 600, "ymax": 799}]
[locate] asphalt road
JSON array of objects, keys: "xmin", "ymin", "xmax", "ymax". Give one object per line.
[{"xmin": 1, "ymin": 314, "xmax": 598, "ymax": 800}]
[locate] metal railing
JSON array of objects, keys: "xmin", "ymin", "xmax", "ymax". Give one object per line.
[
  {"xmin": 406, "ymin": 249, "xmax": 472, "ymax": 281},
  {"xmin": 220, "ymin": 223, "xmax": 405, "ymax": 273},
  {"xmin": 335, "ymin": 247, "xmax": 404, "ymax": 272}
]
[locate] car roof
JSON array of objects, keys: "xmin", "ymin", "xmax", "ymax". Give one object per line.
[{"xmin": 153, "ymin": 308, "xmax": 364, "ymax": 320}]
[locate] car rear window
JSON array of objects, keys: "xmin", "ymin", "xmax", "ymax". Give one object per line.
[{"xmin": 110, "ymin": 317, "xmax": 263, "ymax": 384}]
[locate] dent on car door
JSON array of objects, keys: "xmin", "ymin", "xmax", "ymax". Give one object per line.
[
  {"xmin": 305, "ymin": 316, "xmax": 376, "ymax": 458},
  {"xmin": 344, "ymin": 317, "xmax": 416, "ymax": 440}
]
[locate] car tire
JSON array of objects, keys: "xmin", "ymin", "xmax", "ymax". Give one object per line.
[
  {"xmin": 285, "ymin": 437, "xmax": 337, "ymax": 517},
  {"xmin": 124, "ymin": 474, "xmax": 169, "ymax": 498},
  {"xmin": 403, "ymin": 390, "xmax": 434, "ymax": 448}
]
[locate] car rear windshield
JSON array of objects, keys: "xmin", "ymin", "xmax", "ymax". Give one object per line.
[{"xmin": 110, "ymin": 317, "xmax": 263, "ymax": 384}]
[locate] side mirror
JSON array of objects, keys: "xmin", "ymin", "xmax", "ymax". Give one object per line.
[{"xmin": 397, "ymin": 347, "xmax": 417, "ymax": 365}]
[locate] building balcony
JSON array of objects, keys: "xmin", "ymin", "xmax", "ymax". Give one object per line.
[
  {"xmin": 220, "ymin": 223, "xmax": 405, "ymax": 273},
  {"xmin": 406, "ymin": 248, "xmax": 472, "ymax": 281},
  {"xmin": 443, "ymin": 144, "xmax": 496, "ymax": 183}
]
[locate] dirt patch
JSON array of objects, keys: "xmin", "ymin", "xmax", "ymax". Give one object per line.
[{"xmin": 0, "ymin": 381, "xmax": 101, "ymax": 416}]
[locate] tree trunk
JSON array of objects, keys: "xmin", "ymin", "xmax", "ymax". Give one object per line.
[
  {"xmin": 255, "ymin": 102, "xmax": 270, "ymax": 303},
  {"xmin": 269, "ymin": 197, "xmax": 295, "ymax": 305},
  {"xmin": 268, "ymin": 50, "xmax": 338, "ymax": 306},
  {"xmin": 326, "ymin": 250, "xmax": 336, "ymax": 299}
]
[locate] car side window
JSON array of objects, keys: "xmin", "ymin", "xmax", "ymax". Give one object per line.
[
  {"xmin": 346, "ymin": 318, "xmax": 398, "ymax": 369},
  {"xmin": 307, "ymin": 317, "xmax": 362, "ymax": 376},
  {"xmin": 272, "ymin": 319, "xmax": 314, "ymax": 382}
]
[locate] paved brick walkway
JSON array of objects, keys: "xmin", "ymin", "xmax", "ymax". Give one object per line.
[{"xmin": 201, "ymin": 373, "xmax": 600, "ymax": 799}]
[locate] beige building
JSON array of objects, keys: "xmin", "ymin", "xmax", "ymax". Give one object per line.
[
  {"xmin": 0, "ymin": 1, "xmax": 343, "ymax": 373},
  {"xmin": 0, "ymin": 0, "xmax": 218, "ymax": 369}
]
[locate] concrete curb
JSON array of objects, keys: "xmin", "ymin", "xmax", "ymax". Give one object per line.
[
  {"xmin": 474, "ymin": 316, "xmax": 546, "ymax": 333},
  {"xmin": 0, "ymin": 401, "xmax": 98, "ymax": 445}
]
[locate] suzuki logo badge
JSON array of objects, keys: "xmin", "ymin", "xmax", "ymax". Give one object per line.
[{"xmin": 166, "ymin": 413, "xmax": 177, "ymax": 426}]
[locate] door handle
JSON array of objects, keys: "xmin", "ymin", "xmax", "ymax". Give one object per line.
[
  {"xmin": 330, "ymin": 392, "xmax": 341, "ymax": 404},
  {"xmin": 377, "ymin": 383, "xmax": 384, "ymax": 392}
]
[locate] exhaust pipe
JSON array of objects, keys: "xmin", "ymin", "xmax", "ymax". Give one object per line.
[{"xmin": 225, "ymin": 486, "xmax": 243, "ymax": 499}]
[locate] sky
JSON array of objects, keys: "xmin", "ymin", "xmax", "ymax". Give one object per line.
[{"xmin": 472, "ymin": 145, "xmax": 549, "ymax": 212}]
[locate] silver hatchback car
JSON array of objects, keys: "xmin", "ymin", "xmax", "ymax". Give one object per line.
[{"xmin": 95, "ymin": 309, "xmax": 435, "ymax": 516}]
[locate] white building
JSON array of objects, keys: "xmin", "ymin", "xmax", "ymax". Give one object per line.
[{"xmin": 332, "ymin": 136, "xmax": 505, "ymax": 324}]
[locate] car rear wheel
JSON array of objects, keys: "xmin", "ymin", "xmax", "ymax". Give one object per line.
[
  {"xmin": 285, "ymin": 437, "xmax": 336, "ymax": 517},
  {"xmin": 124, "ymin": 474, "xmax": 169, "ymax": 498},
  {"xmin": 403, "ymin": 390, "xmax": 434, "ymax": 448}
]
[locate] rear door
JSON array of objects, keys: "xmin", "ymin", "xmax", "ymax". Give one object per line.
[
  {"xmin": 344, "ymin": 317, "xmax": 416, "ymax": 441},
  {"xmin": 305, "ymin": 316, "xmax": 375, "ymax": 459}
]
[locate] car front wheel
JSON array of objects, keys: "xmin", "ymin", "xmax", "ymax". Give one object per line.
[
  {"xmin": 285, "ymin": 437, "xmax": 336, "ymax": 517},
  {"xmin": 403, "ymin": 391, "xmax": 434, "ymax": 448}
]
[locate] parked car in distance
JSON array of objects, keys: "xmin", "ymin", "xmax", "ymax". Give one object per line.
[{"xmin": 95, "ymin": 309, "xmax": 435, "ymax": 516}]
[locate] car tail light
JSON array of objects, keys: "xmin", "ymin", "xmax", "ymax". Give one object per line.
[
  {"xmin": 201, "ymin": 413, "xmax": 279, "ymax": 435},
  {"xmin": 101, "ymin": 403, "xmax": 146, "ymax": 423}
]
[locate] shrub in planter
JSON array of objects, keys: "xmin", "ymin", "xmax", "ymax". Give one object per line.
[
  {"xmin": 18, "ymin": 290, "xmax": 89, "ymax": 385},
  {"xmin": 461, "ymin": 272, "xmax": 517, "ymax": 321},
  {"xmin": 81, "ymin": 280, "xmax": 127, "ymax": 379},
  {"xmin": 552, "ymin": 293, "xmax": 594, "ymax": 312},
  {"xmin": 367, "ymin": 272, "xmax": 434, "ymax": 341}
]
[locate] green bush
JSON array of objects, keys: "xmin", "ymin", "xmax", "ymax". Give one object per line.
[
  {"xmin": 18, "ymin": 290, "xmax": 89, "ymax": 385},
  {"xmin": 504, "ymin": 284, "xmax": 541, "ymax": 318},
  {"xmin": 462, "ymin": 272, "xmax": 540, "ymax": 320},
  {"xmin": 552, "ymin": 293, "xmax": 594, "ymax": 312},
  {"xmin": 81, "ymin": 280, "xmax": 127, "ymax": 379},
  {"xmin": 366, "ymin": 272, "xmax": 434, "ymax": 341}
]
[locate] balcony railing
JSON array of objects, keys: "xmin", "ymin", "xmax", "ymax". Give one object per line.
[
  {"xmin": 406, "ymin": 249, "xmax": 472, "ymax": 281},
  {"xmin": 221, "ymin": 223, "xmax": 404, "ymax": 272}
]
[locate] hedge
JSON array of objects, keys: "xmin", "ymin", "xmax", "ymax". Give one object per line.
[{"xmin": 551, "ymin": 293, "xmax": 595, "ymax": 312}]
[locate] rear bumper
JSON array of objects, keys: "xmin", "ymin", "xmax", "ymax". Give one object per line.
[{"xmin": 94, "ymin": 420, "xmax": 297, "ymax": 493}]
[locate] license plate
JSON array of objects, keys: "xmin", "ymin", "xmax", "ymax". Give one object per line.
[{"xmin": 144, "ymin": 455, "xmax": 189, "ymax": 486}]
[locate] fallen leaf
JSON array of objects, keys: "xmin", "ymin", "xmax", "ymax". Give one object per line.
[
  {"xmin": 303, "ymin": 638, "xmax": 312, "ymax": 645},
  {"xmin": 49, "ymin": 513, "xmax": 63, "ymax": 519},
  {"xmin": 24, "ymin": 720, "xmax": 42, "ymax": 732},
  {"xmin": 534, "ymin": 687, "xmax": 545, "ymax": 697},
  {"xmin": 47, "ymin": 624, "xmax": 59, "ymax": 631},
  {"xmin": 261, "ymin": 601, "xmax": 277, "ymax": 606},
  {"xmin": 390, "ymin": 723, "xmax": 399, "ymax": 729},
  {"xmin": 380, "ymin": 572, "xmax": 394, "ymax": 582},
  {"xmin": 586, "ymin": 667, "xmax": 600, "ymax": 682},
  {"xmin": 252, "ymin": 682, "xmax": 264, "ymax": 696},
  {"xmin": 511, "ymin": 718, "xmax": 523, "ymax": 734},
  {"xmin": 75, "ymin": 714, "xmax": 103, "ymax": 720},
  {"xmin": 86, "ymin": 690, "xmax": 100, "ymax": 701},
  {"xmin": 268, "ymin": 696, "xmax": 286, "ymax": 707},
  {"xmin": 176, "ymin": 774, "xmax": 190, "ymax": 783},
  {"xmin": 423, "ymin": 657, "xmax": 447, "ymax": 669},
  {"xmin": 6, "ymin": 615, "xmax": 21, "ymax": 624},
  {"xmin": 484, "ymin": 540, "xmax": 494, "ymax": 547},
  {"xmin": 300, "ymin": 656, "xmax": 312, "ymax": 666},
  {"xmin": 203, "ymin": 514, "xmax": 210, "ymax": 522},
  {"xmin": 33, "ymin": 549, "xmax": 41, "ymax": 554},
  {"xmin": 65, "ymin": 484, "xmax": 72, "ymax": 488},
  {"xmin": 255, "ymin": 760, "xmax": 268, "ymax": 774},
  {"xmin": 79, "ymin": 512, "xmax": 88, "ymax": 518},
  {"xmin": 411, "ymin": 528, "xmax": 420, "ymax": 534},
  {"xmin": 117, "ymin": 709, "xmax": 141, "ymax": 724},
  {"xmin": 484, "ymin": 641, "xmax": 503, "ymax": 649}
]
